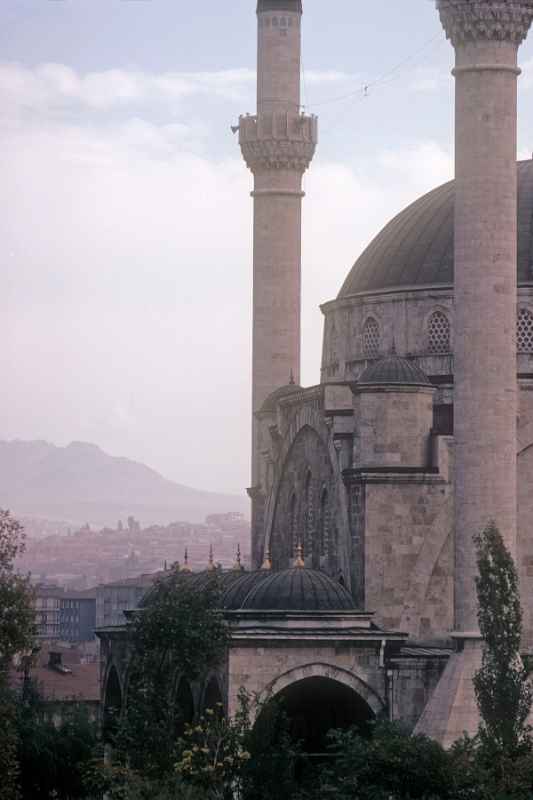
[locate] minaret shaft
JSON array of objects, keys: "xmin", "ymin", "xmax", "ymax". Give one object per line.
[
  {"xmin": 257, "ymin": 6, "xmax": 301, "ymax": 113},
  {"xmin": 453, "ymin": 37, "xmax": 520, "ymax": 633},
  {"xmin": 240, "ymin": 0, "xmax": 317, "ymax": 564},
  {"xmin": 415, "ymin": 1, "xmax": 533, "ymax": 745}
]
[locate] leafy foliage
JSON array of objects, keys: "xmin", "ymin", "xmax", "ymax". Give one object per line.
[
  {"xmin": 0, "ymin": 681, "xmax": 21, "ymax": 800},
  {"xmin": 0, "ymin": 510, "xmax": 35, "ymax": 665},
  {"xmin": 449, "ymin": 732, "xmax": 533, "ymax": 800},
  {"xmin": 110, "ymin": 570, "xmax": 229, "ymax": 780},
  {"xmin": 473, "ymin": 521, "xmax": 532, "ymax": 754},
  {"xmin": 0, "ymin": 510, "xmax": 36, "ymax": 800},
  {"xmin": 314, "ymin": 721, "xmax": 452, "ymax": 800},
  {"xmin": 175, "ymin": 689, "xmax": 302, "ymax": 800},
  {"xmin": 15, "ymin": 681, "xmax": 99, "ymax": 800}
]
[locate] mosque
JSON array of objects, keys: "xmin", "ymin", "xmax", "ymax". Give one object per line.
[{"xmin": 99, "ymin": 0, "xmax": 533, "ymax": 750}]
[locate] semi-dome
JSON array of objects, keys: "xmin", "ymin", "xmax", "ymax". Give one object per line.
[
  {"xmin": 339, "ymin": 159, "xmax": 533, "ymax": 298},
  {"xmin": 358, "ymin": 354, "xmax": 431, "ymax": 387},
  {"xmin": 237, "ymin": 567, "xmax": 358, "ymax": 612}
]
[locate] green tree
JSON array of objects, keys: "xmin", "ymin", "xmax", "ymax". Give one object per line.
[
  {"xmin": 16, "ymin": 682, "xmax": 99, "ymax": 800},
  {"xmin": 473, "ymin": 521, "xmax": 532, "ymax": 755},
  {"xmin": 315, "ymin": 721, "xmax": 451, "ymax": 800},
  {"xmin": 175, "ymin": 690, "xmax": 301, "ymax": 800},
  {"xmin": 111, "ymin": 570, "xmax": 230, "ymax": 781},
  {"xmin": 0, "ymin": 510, "xmax": 35, "ymax": 666},
  {"xmin": 0, "ymin": 510, "xmax": 36, "ymax": 800}
]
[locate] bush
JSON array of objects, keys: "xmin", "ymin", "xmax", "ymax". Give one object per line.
[{"xmin": 316, "ymin": 721, "xmax": 452, "ymax": 800}]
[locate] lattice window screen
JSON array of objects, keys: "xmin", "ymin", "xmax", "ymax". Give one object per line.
[
  {"xmin": 363, "ymin": 317, "xmax": 380, "ymax": 358},
  {"xmin": 517, "ymin": 308, "xmax": 533, "ymax": 353},
  {"xmin": 428, "ymin": 311, "xmax": 450, "ymax": 354}
]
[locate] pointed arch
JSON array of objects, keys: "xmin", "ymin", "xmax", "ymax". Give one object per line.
[
  {"xmin": 269, "ymin": 426, "xmax": 334, "ymax": 570},
  {"xmin": 103, "ymin": 665, "xmax": 123, "ymax": 741}
]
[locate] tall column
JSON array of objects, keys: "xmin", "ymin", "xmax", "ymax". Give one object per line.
[
  {"xmin": 416, "ymin": 0, "xmax": 533, "ymax": 746},
  {"xmin": 239, "ymin": 0, "xmax": 317, "ymax": 565},
  {"xmin": 442, "ymin": 0, "xmax": 533, "ymax": 633}
]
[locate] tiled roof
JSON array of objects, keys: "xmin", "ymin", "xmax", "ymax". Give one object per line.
[{"xmin": 10, "ymin": 661, "xmax": 99, "ymax": 703}]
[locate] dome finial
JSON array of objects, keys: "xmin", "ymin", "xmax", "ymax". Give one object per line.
[
  {"xmin": 233, "ymin": 543, "xmax": 245, "ymax": 572},
  {"xmin": 391, "ymin": 337, "xmax": 397, "ymax": 356},
  {"xmin": 181, "ymin": 548, "xmax": 191, "ymax": 573},
  {"xmin": 294, "ymin": 541, "xmax": 305, "ymax": 568},
  {"xmin": 261, "ymin": 546, "xmax": 273, "ymax": 570},
  {"xmin": 289, "ymin": 369, "xmax": 295, "ymax": 385},
  {"xmin": 207, "ymin": 544, "xmax": 216, "ymax": 572}
]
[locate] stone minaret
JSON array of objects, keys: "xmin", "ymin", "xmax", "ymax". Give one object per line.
[
  {"xmin": 416, "ymin": 0, "xmax": 533, "ymax": 746},
  {"xmin": 239, "ymin": 0, "xmax": 317, "ymax": 566}
]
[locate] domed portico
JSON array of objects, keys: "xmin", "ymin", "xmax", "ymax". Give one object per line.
[{"xmin": 224, "ymin": 564, "xmax": 405, "ymax": 744}]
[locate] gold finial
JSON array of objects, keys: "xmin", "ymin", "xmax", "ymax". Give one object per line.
[
  {"xmin": 233, "ymin": 543, "xmax": 245, "ymax": 571},
  {"xmin": 181, "ymin": 548, "xmax": 191, "ymax": 573},
  {"xmin": 294, "ymin": 542, "xmax": 305, "ymax": 568},
  {"xmin": 261, "ymin": 547, "xmax": 272, "ymax": 571},
  {"xmin": 207, "ymin": 544, "xmax": 216, "ymax": 572}
]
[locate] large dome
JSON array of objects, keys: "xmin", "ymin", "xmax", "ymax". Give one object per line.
[{"xmin": 339, "ymin": 159, "xmax": 533, "ymax": 298}]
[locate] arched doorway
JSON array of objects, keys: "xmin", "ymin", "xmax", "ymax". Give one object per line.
[
  {"xmin": 103, "ymin": 666, "xmax": 123, "ymax": 741},
  {"xmin": 263, "ymin": 675, "xmax": 375, "ymax": 754}
]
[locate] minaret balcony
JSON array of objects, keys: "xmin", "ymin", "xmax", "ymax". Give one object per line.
[{"xmin": 239, "ymin": 111, "xmax": 317, "ymax": 173}]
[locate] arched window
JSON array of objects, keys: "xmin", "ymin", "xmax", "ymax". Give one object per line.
[
  {"xmin": 318, "ymin": 488, "xmax": 330, "ymax": 558},
  {"xmin": 363, "ymin": 317, "xmax": 380, "ymax": 358},
  {"xmin": 517, "ymin": 308, "xmax": 533, "ymax": 353},
  {"xmin": 290, "ymin": 492, "xmax": 298, "ymax": 558},
  {"xmin": 427, "ymin": 310, "xmax": 450, "ymax": 354},
  {"xmin": 330, "ymin": 322, "xmax": 338, "ymax": 363},
  {"xmin": 304, "ymin": 472, "xmax": 312, "ymax": 561}
]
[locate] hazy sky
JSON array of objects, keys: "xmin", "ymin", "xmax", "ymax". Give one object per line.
[{"xmin": 3, "ymin": 0, "xmax": 533, "ymax": 495}]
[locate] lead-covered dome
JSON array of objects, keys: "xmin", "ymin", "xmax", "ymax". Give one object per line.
[
  {"xmin": 259, "ymin": 382, "xmax": 301, "ymax": 414},
  {"xmin": 339, "ymin": 159, "xmax": 533, "ymax": 297},
  {"xmin": 236, "ymin": 568, "xmax": 357, "ymax": 612},
  {"xmin": 358, "ymin": 354, "xmax": 431, "ymax": 387}
]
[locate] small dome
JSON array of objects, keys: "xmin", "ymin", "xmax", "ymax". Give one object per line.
[
  {"xmin": 221, "ymin": 570, "xmax": 272, "ymax": 610},
  {"xmin": 238, "ymin": 568, "xmax": 357, "ymax": 612},
  {"xmin": 259, "ymin": 382, "xmax": 301, "ymax": 414},
  {"xmin": 358, "ymin": 354, "xmax": 431, "ymax": 387}
]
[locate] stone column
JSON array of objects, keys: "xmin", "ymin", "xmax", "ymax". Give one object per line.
[
  {"xmin": 239, "ymin": 0, "xmax": 317, "ymax": 564},
  {"xmin": 416, "ymin": 0, "xmax": 533, "ymax": 746}
]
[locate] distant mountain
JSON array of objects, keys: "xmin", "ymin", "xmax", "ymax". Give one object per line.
[{"xmin": 0, "ymin": 440, "xmax": 248, "ymax": 527}]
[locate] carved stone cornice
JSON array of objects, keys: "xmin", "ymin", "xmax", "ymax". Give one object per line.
[
  {"xmin": 437, "ymin": 1, "xmax": 533, "ymax": 46},
  {"xmin": 257, "ymin": 0, "xmax": 302, "ymax": 12},
  {"xmin": 239, "ymin": 112, "xmax": 317, "ymax": 173}
]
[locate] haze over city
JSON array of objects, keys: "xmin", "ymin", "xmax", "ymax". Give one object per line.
[{"xmin": 4, "ymin": 0, "xmax": 533, "ymax": 495}]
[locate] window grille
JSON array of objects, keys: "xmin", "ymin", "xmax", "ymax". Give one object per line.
[
  {"xmin": 427, "ymin": 311, "xmax": 450, "ymax": 354},
  {"xmin": 363, "ymin": 317, "xmax": 380, "ymax": 358},
  {"xmin": 517, "ymin": 308, "xmax": 533, "ymax": 353}
]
